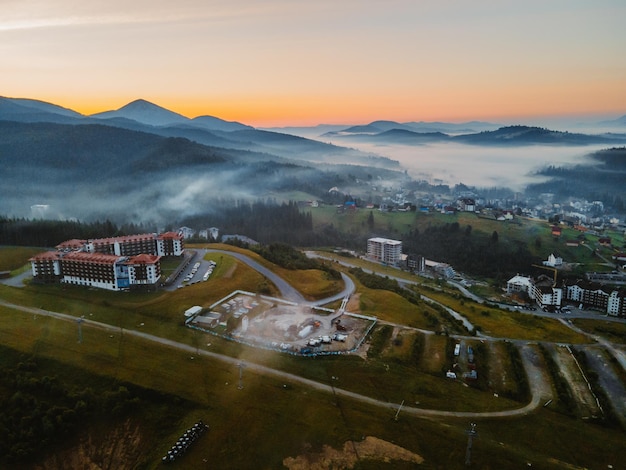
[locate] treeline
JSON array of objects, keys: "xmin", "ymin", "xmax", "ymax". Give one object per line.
[
  {"xmin": 0, "ymin": 217, "xmax": 154, "ymax": 248},
  {"xmin": 184, "ymin": 199, "xmax": 370, "ymax": 248},
  {"xmin": 254, "ymin": 243, "xmax": 341, "ymax": 279},
  {"xmin": 182, "ymin": 199, "xmax": 319, "ymax": 246},
  {"xmin": 348, "ymin": 267, "xmax": 420, "ymax": 305},
  {"xmin": 0, "ymin": 357, "xmax": 140, "ymax": 464},
  {"xmin": 402, "ymin": 222, "xmax": 536, "ymax": 281}
]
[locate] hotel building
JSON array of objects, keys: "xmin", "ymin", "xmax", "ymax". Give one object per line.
[{"xmin": 30, "ymin": 232, "xmax": 183, "ymax": 291}]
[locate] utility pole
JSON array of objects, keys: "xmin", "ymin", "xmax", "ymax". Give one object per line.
[
  {"xmin": 465, "ymin": 422, "xmax": 478, "ymax": 466},
  {"xmin": 76, "ymin": 316, "xmax": 84, "ymax": 344},
  {"xmin": 394, "ymin": 400, "xmax": 404, "ymax": 421},
  {"xmin": 237, "ymin": 362, "xmax": 245, "ymax": 390}
]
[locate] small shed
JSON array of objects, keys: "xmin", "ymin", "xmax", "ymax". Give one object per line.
[{"xmin": 184, "ymin": 305, "xmax": 203, "ymax": 317}]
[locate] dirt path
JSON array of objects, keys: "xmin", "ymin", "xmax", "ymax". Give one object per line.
[
  {"xmin": 517, "ymin": 343, "xmax": 552, "ymax": 403},
  {"xmin": 1, "ymin": 299, "xmax": 552, "ymax": 419}
]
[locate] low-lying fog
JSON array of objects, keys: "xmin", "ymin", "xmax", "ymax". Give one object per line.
[{"xmin": 331, "ymin": 141, "xmax": 608, "ymax": 191}]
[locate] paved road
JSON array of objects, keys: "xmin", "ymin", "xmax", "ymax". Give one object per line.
[
  {"xmin": 0, "ymin": 269, "xmax": 31, "ymax": 288},
  {"xmin": 202, "ymin": 249, "xmax": 355, "ymax": 306},
  {"xmin": 0, "ymin": 298, "xmax": 551, "ymax": 419},
  {"xmin": 0, "ymin": 249, "xmax": 596, "ymax": 419},
  {"xmin": 307, "ymin": 252, "xmax": 477, "ymax": 332}
]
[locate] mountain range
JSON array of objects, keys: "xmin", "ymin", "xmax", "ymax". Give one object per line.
[
  {"xmin": 2, "ymin": 95, "xmax": 625, "ymax": 147},
  {"xmin": 322, "ymin": 123, "xmax": 626, "ymax": 146},
  {"xmin": 0, "ymin": 97, "xmax": 405, "ymax": 224},
  {"xmin": 1, "ymin": 95, "xmax": 626, "ymax": 224}
]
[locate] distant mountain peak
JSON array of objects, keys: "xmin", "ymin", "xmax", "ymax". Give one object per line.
[
  {"xmin": 90, "ymin": 99, "xmax": 190, "ymax": 127},
  {"xmin": 119, "ymin": 98, "xmax": 167, "ymax": 111}
]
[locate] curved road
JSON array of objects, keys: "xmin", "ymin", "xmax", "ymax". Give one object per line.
[
  {"xmin": 0, "ymin": 248, "xmax": 552, "ymax": 419},
  {"xmin": 203, "ymin": 249, "xmax": 355, "ymax": 306},
  {"xmin": 0, "ymin": 298, "xmax": 550, "ymax": 419}
]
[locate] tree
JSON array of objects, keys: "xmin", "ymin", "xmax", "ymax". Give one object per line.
[
  {"xmin": 367, "ymin": 211, "xmax": 375, "ymax": 230},
  {"xmin": 491, "ymin": 231, "xmax": 499, "ymax": 243}
]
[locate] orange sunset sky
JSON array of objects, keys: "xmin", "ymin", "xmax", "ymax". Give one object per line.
[{"xmin": 2, "ymin": 0, "xmax": 626, "ymax": 127}]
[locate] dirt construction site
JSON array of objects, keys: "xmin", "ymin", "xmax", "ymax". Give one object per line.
[{"xmin": 187, "ymin": 291, "xmax": 376, "ymax": 355}]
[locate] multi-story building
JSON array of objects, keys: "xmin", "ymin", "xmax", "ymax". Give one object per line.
[
  {"xmin": 530, "ymin": 280, "xmax": 562, "ymax": 308},
  {"xmin": 607, "ymin": 291, "xmax": 626, "ymax": 316},
  {"xmin": 29, "ymin": 232, "xmax": 181, "ymax": 291},
  {"xmin": 30, "ymin": 251, "xmax": 161, "ymax": 291},
  {"xmin": 87, "ymin": 233, "xmax": 157, "ymax": 256},
  {"xmin": 156, "ymin": 232, "xmax": 185, "ymax": 256},
  {"xmin": 506, "ymin": 275, "xmax": 533, "ymax": 295},
  {"xmin": 564, "ymin": 279, "xmax": 625, "ymax": 316},
  {"xmin": 367, "ymin": 237, "xmax": 402, "ymax": 266},
  {"xmin": 29, "ymin": 251, "xmax": 62, "ymax": 283},
  {"xmin": 506, "ymin": 274, "xmax": 562, "ymax": 309}
]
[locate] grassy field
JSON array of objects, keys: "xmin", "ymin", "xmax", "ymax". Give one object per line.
[
  {"xmin": 0, "ymin": 246, "xmax": 44, "ymax": 272},
  {"xmin": 2, "ymin": 244, "xmax": 626, "ymax": 468},
  {"xmin": 348, "ymin": 277, "xmax": 452, "ymax": 330},
  {"xmin": 310, "ymin": 208, "xmax": 615, "ymax": 275},
  {"xmin": 421, "ymin": 288, "xmax": 590, "ymax": 343},
  {"xmin": 571, "ymin": 318, "xmax": 626, "ymax": 344},
  {"xmin": 1, "ymin": 305, "xmax": 625, "ymax": 469},
  {"xmin": 195, "ymin": 243, "xmax": 345, "ymax": 301}
]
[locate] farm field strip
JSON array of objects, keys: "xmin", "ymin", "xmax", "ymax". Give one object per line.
[
  {"xmin": 583, "ymin": 346, "xmax": 626, "ymax": 429},
  {"xmin": 550, "ymin": 344, "xmax": 601, "ymax": 418}
]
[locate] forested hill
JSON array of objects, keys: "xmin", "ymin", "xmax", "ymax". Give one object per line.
[
  {"xmin": 0, "ymin": 120, "xmax": 406, "ymax": 223},
  {"xmin": 527, "ymin": 147, "xmax": 626, "ymax": 211}
]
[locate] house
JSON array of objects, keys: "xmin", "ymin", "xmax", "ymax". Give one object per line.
[
  {"xmin": 551, "ymin": 225, "xmax": 562, "ymax": 237},
  {"xmin": 198, "ymin": 227, "xmax": 219, "ymax": 241},
  {"xmin": 598, "ymin": 237, "xmax": 612, "ymax": 247},
  {"xmin": 458, "ymin": 198, "xmax": 476, "ymax": 212},
  {"xmin": 425, "ymin": 259, "xmax": 456, "ymax": 279},
  {"xmin": 178, "ymin": 226, "xmax": 196, "ymax": 239},
  {"xmin": 612, "ymin": 253, "xmax": 626, "ymax": 262},
  {"xmin": 496, "ymin": 210, "xmax": 515, "ymax": 221},
  {"xmin": 543, "ymin": 253, "xmax": 563, "ymax": 267},
  {"xmin": 507, "ymin": 275, "xmax": 533, "ymax": 295}
]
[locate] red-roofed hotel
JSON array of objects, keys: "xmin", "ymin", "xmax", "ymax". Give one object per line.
[{"xmin": 30, "ymin": 232, "xmax": 183, "ymax": 291}]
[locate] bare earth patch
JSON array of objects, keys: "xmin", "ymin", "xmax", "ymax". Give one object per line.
[
  {"xmin": 223, "ymin": 263, "xmax": 237, "ymax": 278},
  {"xmin": 283, "ymin": 436, "xmax": 424, "ymax": 469},
  {"xmin": 551, "ymin": 345, "xmax": 600, "ymax": 418},
  {"xmin": 345, "ymin": 293, "xmax": 361, "ymax": 313},
  {"xmin": 36, "ymin": 420, "xmax": 144, "ymax": 470}
]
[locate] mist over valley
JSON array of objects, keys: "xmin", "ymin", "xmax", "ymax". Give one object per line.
[{"xmin": 1, "ymin": 96, "xmax": 625, "ymax": 225}]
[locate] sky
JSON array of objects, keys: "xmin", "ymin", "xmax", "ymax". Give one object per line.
[{"xmin": 2, "ymin": 0, "xmax": 626, "ymax": 126}]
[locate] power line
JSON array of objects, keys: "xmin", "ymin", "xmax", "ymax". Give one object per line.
[{"xmin": 465, "ymin": 422, "xmax": 478, "ymax": 466}]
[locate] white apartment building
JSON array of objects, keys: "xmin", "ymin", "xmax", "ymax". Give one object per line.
[{"xmin": 367, "ymin": 237, "xmax": 402, "ymax": 265}]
